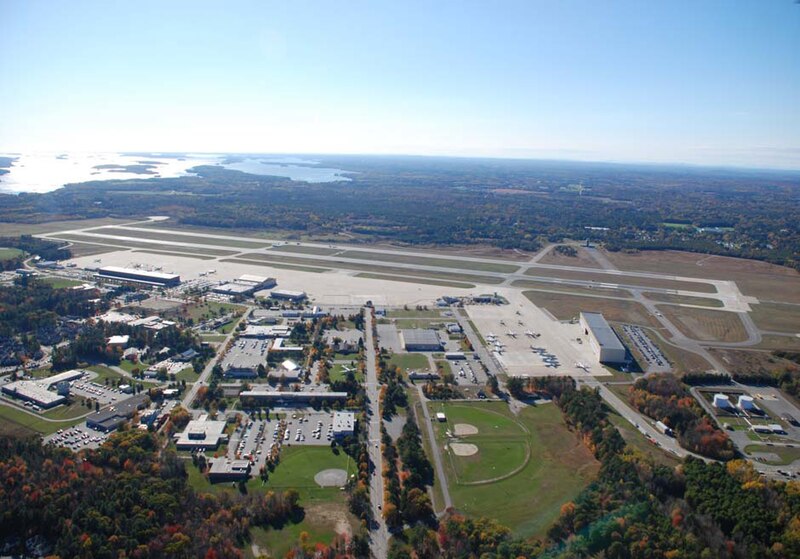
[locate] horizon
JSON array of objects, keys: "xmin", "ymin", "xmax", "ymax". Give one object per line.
[{"xmin": 1, "ymin": 1, "xmax": 799, "ymax": 170}]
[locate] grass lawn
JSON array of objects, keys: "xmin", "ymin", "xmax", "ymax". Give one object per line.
[
  {"xmin": 387, "ymin": 352, "xmax": 430, "ymax": 372},
  {"xmin": 217, "ymin": 319, "xmax": 240, "ymax": 334},
  {"xmin": 428, "ymin": 401, "xmax": 599, "ymax": 539},
  {"xmin": 394, "ymin": 318, "xmax": 443, "ymax": 330},
  {"xmin": 177, "ymin": 301, "xmax": 244, "ymax": 322},
  {"xmin": 0, "ymin": 247, "xmax": 23, "ymax": 261},
  {"xmin": 744, "ymin": 444, "xmax": 800, "ymax": 465},
  {"xmin": 657, "ymin": 305, "xmax": 748, "ymax": 343},
  {"xmin": 642, "ymin": 291, "xmax": 723, "ymax": 308},
  {"xmin": 268, "ymin": 446, "xmax": 356, "ymax": 502},
  {"xmin": 388, "ymin": 308, "xmax": 443, "ymax": 318},
  {"xmin": 338, "ymin": 250, "xmax": 520, "ymax": 274},
  {"xmin": 329, "ymin": 363, "xmax": 363, "ymax": 383},
  {"xmin": 201, "ymin": 334, "xmax": 227, "ymax": 342},
  {"xmin": 42, "ymin": 400, "xmax": 94, "ymax": 420},
  {"xmin": 86, "ymin": 364, "xmax": 124, "ymax": 384},
  {"xmin": 175, "ymin": 367, "xmax": 199, "ymax": 382},
  {"xmin": 0, "ymin": 402, "xmax": 83, "ymax": 435},
  {"xmin": 38, "ymin": 276, "xmax": 85, "ymax": 289}
]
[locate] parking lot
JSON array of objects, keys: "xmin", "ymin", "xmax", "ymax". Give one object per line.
[
  {"xmin": 622, "ymin": 324, "xmax": 671, "ymax": 373},
  {"xmin": 71, "ymin": 378, "xmax": 131, "ymax": 406},
  {"xmin": 44, "ymin": 423, "xmax": 111, "ymax": 451},
  {"xmin": 451, "ymin": 358, "xmax": 488, "ymax": 386}
]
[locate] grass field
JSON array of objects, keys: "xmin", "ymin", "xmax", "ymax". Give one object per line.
[
  {"xmin": 95, "ymin": 227, "xmax": 271, "ymax": 249},
  {"xmin": 39, "ymin": 276, "xmax": 85, "ymax": 289},
  {"xmin": 602, "ymin": 249, "xmax": 800, "ymax": 305},
  {"xmin": 51, "ymin": 233, "xmax": 239, "ymax": 257},
  {"xmin": 427, "ymin": 402, "xmax": 599, "ymax": 539},
  {"xmin": 0, "ymin": 247, "xmax": 23, "ymax": 261},
  {"xmin": 537, "ymin": 245, "xmax": 602, "ymax": 268},
  {"xmin": 754, "ymin": 335, "xmax": 800, "ymax": 352},
  {"xmin": 329, "ymin": 363, "xmax": 363, "ymax": 383},
  {"xmin": 86, "ymin": 364, "xmax": 124, "ymax": 384},
  {"xmin": 523, "ymin": 265, "xmax": 717, "ymax": 294},
  {"xmin": 511, "ymin": 279, "xmax": 631, "ymax": 299},
  {"xmin": 132, "ymin": 249, "xmax": 216, "ymax": 261},
  {"xmin": 749, "ymin": 302, "xmax": 800, "ymax": 333},
  {"xmin": 0, "ymin": 402, "xmax": 83, "ymax": 435},
  {"xmin": 387, "ymin": 353, "xmax": 430, "ymax": 372},
  {"xmin": 744, "ymin": 444, "xmax": 800, "ymax": 465},
  {"xmin": 220, "ymin": 258, "xmax": 330, "ymax": 274},
  {"xmin": 0, "ymin": 217, "xmax": 130, "ymax": 237},
  {"xmin": 270, "ymin": 244, "xmax": 341, "ymax": 256},
  {"xmin": 236, "ymin": 252, "xmax": 502, "ymax": 285},
  {"xmin": 354, "ymin": 273, "xmax": 475, "ymax": 289},
  {"xmin": 642, "ymin": 291, "xmax": 724, "ymax": 308},
  {"xmin": 522, "ymin": 290, "xmax": 662, "ymax": 328},
  {"xmin": 394, "ymin": 318, "xmax": 443, "ymax": 329},
  {"xmin": 338, "ymin": 250, "xmax": 520, "ymax": 274},
  {"xmin": 657, "ymin": 305, "xmax": 748, "ymax": 343},
  {"xmin": 267, "ymin": 446, "xmax": 356, "ymax": 502},
  {"xmin": 387, "ymin": 309, "xmax": 443, "ymax": 318}
]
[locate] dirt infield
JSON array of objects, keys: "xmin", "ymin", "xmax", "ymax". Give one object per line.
[
  {"xmin": 313, "ymin": 469, "xmax": 348, "ymax": 487},
  {"xmin": 450, "ymin": 443, "xmax": 479, "ymax": 457},
  {"xmin": 454, "ymin": 423, "xmax": 479, "ymax": 436}
]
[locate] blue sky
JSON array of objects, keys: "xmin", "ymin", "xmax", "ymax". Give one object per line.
[{"xmin": 1, "ymin": 0, "xmax": 798, "ymax": 168}]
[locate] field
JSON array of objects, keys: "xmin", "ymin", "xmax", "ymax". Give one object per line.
[
  {"xmin": 169, "ymin": 300, "xmax": 244, "ymax": 322},
  {"xmin": 537, "ymin": 245, "xmax": 602, "ymax": 268},
  {"xmin": 0, "ymin": 217, "xmax": 130, "ymax": 237},
  {"xmin": 387, "ymin": 352, "xmax": 430, "ymax": 372},
  {"xmin": 656, "ymin": 305, "xmax": 748, "ymax": 343},
  {"xmin": 221, "ymin": 258, "xmax": 330, "ymax": 273},
  {"xmin": 755, "ymin": 335, "xmax": 800, "ymax": 352},
  {"xmin": 387, "ymin": 308, "xmax": 443, "ymax": 318},
  {"xmin": 94, "ymin": 226, "xmax": 271, "ymax": 249},
  {"xmin": 0, "ymin": 247, "xmax": 23, "ymax": 260},
  {"xmin": 427, "ymin": 402, "xmax": 599, "ymax": 539},
  {"xmin": 523, "ymin": 265, "xmax": 717, "ymax": 294},
  {"xmin": 522, "ymin": 290, "xmax": 662, "ymax": 328},
  {"xmin": 743, "ymin": 444, "xmax": 800, "ymax": 466},
  {"xmin": 51, "ymin": 233, "xmax": 239, "ymax": 257},
  {"xmin": 355, "ymin": 273, "xmax": 474, "ymax": 289},
  {"xmin": 132, "ymin": 249, "xmax": 216, "ymax": 260},
  {"xmin": 749, "ymin": 302, "xmax": 800, "ymax": 333},
  {"xmin": 269, "ymin": 244, "xmax": 341, "ymax": 255},
  {"xmin": 337, "ymin": 249, "xmax": 520, "ymax": 274},
  {"xmin": 642, "ymin": 291, "xmax": 724, "ymax": 308},
  {"xmin": 236, "ymin": 252, "xmax": 503, "ymax": 285},
  {"xmin": 39, "ymin": 276, "xmax": 85, "ymax": 289},
  {"xmin": 602, "ymin": 249, "xmax": 800, "ymax": 304},
  {"xmin": 0, "ymin": 402, "xmax": 84, "ymax": 435},
  {"xmin": 512, "ymin": 279, "xmax": 631, "ymax": 298},
  {"xmin": 709, "ymin": 347, "xmax": 798, "ymax": 376}
]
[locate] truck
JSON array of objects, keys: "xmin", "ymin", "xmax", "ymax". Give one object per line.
[{"xmin": 655, "ymin": 421, "xmax": 674, "ymax": 437}]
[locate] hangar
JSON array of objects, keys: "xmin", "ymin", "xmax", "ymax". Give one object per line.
[
  {"xmin": 95, "ymin": 266, "xmax": 181, "ymax": 287},
  {"xmin": 400, "ymin": 329, "xmax": 443, "ymax": 351},
  {"xmin": 579, "ymin": 312, "xmax": 626, "ymax": 364}
]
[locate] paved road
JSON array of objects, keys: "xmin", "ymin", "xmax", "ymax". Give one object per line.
[
  {"xmin": 415, "ymin": 384, "xmax": 453, "ymax": 512},
  {"xmin": 181, "ymin": 309, "xmax": 249, "ymax": 412},
  {"xmin": 363, "ymin": 309, "xmax": 389, "ymax": 559}
]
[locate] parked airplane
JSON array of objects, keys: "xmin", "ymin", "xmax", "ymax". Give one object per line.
[{"xmin": 506, "ymin": 331, "xmax": 517, "ymax": 338}]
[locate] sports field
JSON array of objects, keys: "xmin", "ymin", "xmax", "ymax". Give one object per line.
[{"xmin": 427, "ymin": 401, "xmax": 599, "ymax": 539}]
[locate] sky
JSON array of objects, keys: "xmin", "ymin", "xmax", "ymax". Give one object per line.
[{"xmin": 1, "ymin": 0, "xmax": 799, "ymax": 169}]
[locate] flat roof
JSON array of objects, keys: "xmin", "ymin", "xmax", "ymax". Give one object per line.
[
  {"xmin": 238, "ymin": 274, "xmax": 274, "ymax": 285},
  {"xmin": 400, "ymin": 329, "xmax": 442, "ymax": 347},
  {"xmin": 333, "ymin": 411, "xmax": 356, "ymax": 433},
  {"xmin": 2, "ymin": 381, "xmax": 65, "ymax": 406},
  {"xmin": 580, "ymin": 312, "xmax": 625, "ymax": 351},
  {"xmin": 98, "ymin": 266, "xmax": 179, "ymax": 281},
  {"xmin": 174, "ymin": 419, "xmax": 228, "ymax": 448}
]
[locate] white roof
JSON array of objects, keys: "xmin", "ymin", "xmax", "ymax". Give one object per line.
[
  {"xmin": 107, "ymin": 335, "xmax": 130, "ymax": 344},
  {"xmin": 238, "ymin": 274, "xmax": 272, "ymax": 284},
  {"xmin": 282, "ymin": 359, "xmax": 299, "ymax": 371},
  {"xmin": 98, "ymin": 266, "xmax": 179, "ymax": 281},
  {"xmin": 333, "ymin": 411, "xmax": 355, "ymax": 433}
]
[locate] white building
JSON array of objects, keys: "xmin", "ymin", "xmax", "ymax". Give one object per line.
[
  {"xmin": 579, "ymin": 312, "xmax": 626, "ymax": 364},
  {"xmin": 332, "ymin": 411, "xmax": 356, "ymax": 438},
  {"xmin": 174, "ymin": 418, "xmax": 229, "ymax": 450}
]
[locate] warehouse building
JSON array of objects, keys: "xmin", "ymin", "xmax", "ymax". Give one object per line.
[
  {"xmin": 579, "ymin": 312, "xmax": 626, "ymax": 364},
  {"xmin": 86, "ymin": 394, "xmax": 149, "ymax": 432},
  {"xmin": 400, "ymin": 329, "xmax": 443, "ymax": 351},
  {"xmin": 1, "ymin": 369, "xmax": 86, "ymax": 409},
  {"xmin": 221, "ymin": 338, "xmax": 269, "ymax": 378},
  {"xmin": 95, "ymin": 266, "xmax": 180, "ymax": 288}
]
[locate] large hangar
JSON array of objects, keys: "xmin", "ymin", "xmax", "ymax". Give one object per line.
[
  {"xmin": 579, "ymin": 312, "xmax": 626, "ymax": 364},
  {"xmin": 95, "ymin": 266, "xmax": 181, "ymax": 287}
]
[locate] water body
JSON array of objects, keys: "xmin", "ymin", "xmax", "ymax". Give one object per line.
[
  {"xmin": 0, "ymin": 153, "xmax": 352, "ymax": 193},
  {"xmin": 220, "ymin": 157, "xmax": 352, "ymax": 183}
]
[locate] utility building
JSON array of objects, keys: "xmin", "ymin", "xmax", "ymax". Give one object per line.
[
  {"xmin": 400, "ymin": 329, "xmax": 443, "ymax": 351},
  {"xmin": 579, "ymin": 312, "xmax": 626, "ymax": 364}
]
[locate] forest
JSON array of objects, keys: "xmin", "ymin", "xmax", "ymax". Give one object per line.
[{"xmin": 1, "ymin": 156, "xmax": 798, "ymax": 268}]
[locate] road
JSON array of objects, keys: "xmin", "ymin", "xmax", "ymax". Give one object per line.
[
  {"xmin": 180, "ymin": 309, "xmax": 249, "ymax": 412},
  {"xmin": 415, "ymin": 384, "xmax": 453, "ymax": 511},
  {"xmin": 363, "ymin": 308, "xmax": 389, "ymax": 559}
]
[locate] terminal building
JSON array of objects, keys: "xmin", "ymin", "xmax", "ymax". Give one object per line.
[
  {"xmin": 94, "ymin": 266, "xmax": 181, "ymax": 288},
  {"xmin": 579, "ymin": 312, "xmax": 626, "ymax": 364},
  {"xmin": 400, "ymin": 329, "xmax": 443, "ymax": 352}
]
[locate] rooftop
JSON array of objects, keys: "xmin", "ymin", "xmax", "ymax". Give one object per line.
[{"xmin": 580, "ymin": 312, "xmax": 625, "ymax": 351}]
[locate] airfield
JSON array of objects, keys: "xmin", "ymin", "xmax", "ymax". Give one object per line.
[{"xmin": 33, "ymin": 216, "xmax": 800, "ymax": 382}]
